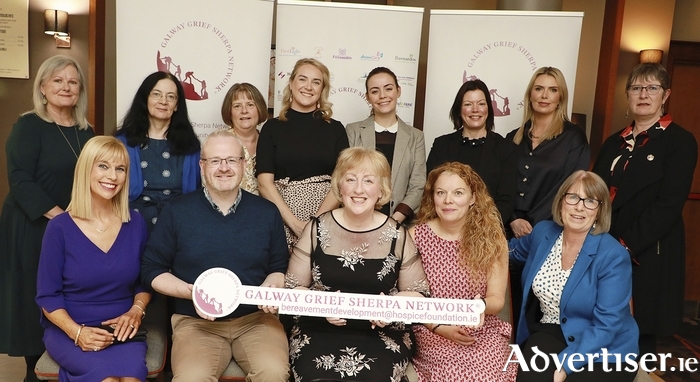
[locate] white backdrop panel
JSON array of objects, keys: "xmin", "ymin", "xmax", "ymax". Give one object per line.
[
  {"xmin": 424, "ymin": 10, "xmax": 583, "ymax": 157},
  {"xmin": 275, "ymin": 0, "xmax": 423, "ymax": 126},
  {"xmin": 116, "ymin": 0, "xmax": 274, "ymax": 138}
]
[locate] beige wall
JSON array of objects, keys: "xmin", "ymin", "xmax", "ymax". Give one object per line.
[
  {"xmin": 671, "ymin": 0, "xmax": 700, "ymax": 42},
  {"xmin": 0, "ymin": 0, "xmax": 89, "ymax": 202}
]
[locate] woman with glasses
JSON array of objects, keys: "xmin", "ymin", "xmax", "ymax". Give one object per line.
[
  {"xmin": 220, "ymin": 83, "xmax": 267, "ymax": 195},
  {"xmin": 509, "ymin": 170, "xmax": 638, "ymax": 382},
  {"xmin": 115, "ymin": 71, "xmax": 201, "ymax": 233},
  {"xmin": 592, "ymin": 63, "xmax": 698, "ymax": 356}
]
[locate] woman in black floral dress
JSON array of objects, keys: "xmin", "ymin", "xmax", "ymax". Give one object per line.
[{"xmin": 285, "ymin": 147, "xmax": 430, "ymax": 382}]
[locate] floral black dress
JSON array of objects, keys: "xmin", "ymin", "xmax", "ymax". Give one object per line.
[{"xmin": 286, "ymin": 211, "xmax": 430, "ymax": 382}]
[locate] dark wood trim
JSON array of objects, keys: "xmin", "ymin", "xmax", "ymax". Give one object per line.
[
  {"xmin": 88, "ymin": 0, "xmax": 105, "ymax": 135},
  {"xmin": 666, "ymin": 40, "xmax": 700, "ymax": 113},
  {"xmin": 590, "ymin": 0, "xmax": 625, "ymax": 161}
]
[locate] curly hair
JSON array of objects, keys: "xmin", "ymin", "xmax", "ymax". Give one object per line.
[{"xmin": 415, "ymin": 162, "xmax": 507, "ymax": 273}]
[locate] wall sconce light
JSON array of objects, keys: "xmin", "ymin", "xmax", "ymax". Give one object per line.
[
  {"xmin": 639, "ymin": 49, "xmax": 663, "ymax": 64},
  {"xmin": 44, "ymin": 9, "xmax": 70, "ymax": 48}
]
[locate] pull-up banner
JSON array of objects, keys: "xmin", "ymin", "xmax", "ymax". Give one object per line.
[
  {"xmin": 116, "ymin": 0, "xmax": 274, "ymax": 138},
  {"xmin": 423, "ymin": 10, "xmax": 583, "ymax": 155},
  {"xmin": 274, "ymin": 0, "xmax": 423, "ymax": 126}
]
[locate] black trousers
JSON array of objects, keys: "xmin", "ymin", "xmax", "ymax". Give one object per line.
[{"xmin": 516, "ymin": 323, "xmax": 637, "ymax": 382}]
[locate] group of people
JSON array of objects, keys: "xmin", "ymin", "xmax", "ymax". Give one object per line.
[{"xmin": 0, "ymin": 53, "xmax": 696, "ymax": 382}]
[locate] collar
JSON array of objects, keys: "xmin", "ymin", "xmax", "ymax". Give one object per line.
[
  {"xmin": 374, "ymin": 121, "xmax": 398, "ymax": 134},
  {"xmin": 203, "ymin": 187, "xmax": 242, "ymax": 216},
  {"xmin": 619, "ymin": 113, "xmax": 672, "ymax": 139}
]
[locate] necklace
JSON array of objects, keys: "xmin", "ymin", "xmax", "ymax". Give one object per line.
[
  {"xmin": 56, "ymin": 123, "xmax": 81, "ymax": 158},
  {"xmin": 528, "ymin": 129, "xmax": 541, "ymax": 140},
  {"xmin": 94, "ymin": 220, "xmax": 110, "ymax": 234}
]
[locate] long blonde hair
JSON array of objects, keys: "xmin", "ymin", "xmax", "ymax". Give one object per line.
[
  {"xmin": 67, "ymin": 136, "xmax": 131, "ymax": 222},
  {"xmin": 415, "ymin": 162, "xmax": 507, "ymax": 273},
  {"xmin": 279, "ymin": 58, "xmax": 333, "ymax": 122},
  {"xmin": 512, "ymin": 67, "xmax": 570, "ymax": 144},
  {"xmin": 26, "ymin": 55, "xmax": 90, "ymax": 130}
]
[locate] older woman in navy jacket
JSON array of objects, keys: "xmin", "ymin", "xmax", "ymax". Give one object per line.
[{"xmin": 509, "ymin": 171, "xmax": 638, "ymax": 382}]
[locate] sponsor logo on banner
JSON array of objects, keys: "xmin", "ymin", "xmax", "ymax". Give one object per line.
[
  {"xmin": 397, "ymin": 75, "xmax": 415, "ymax": 87},
  {"xmin": 157, "ymin": 21, "xmax": 236, "ymax": 100},
  {"xmin": 333, "ymin": 48, "xmax": 353, "ymax": 60},
  {"xmin": 357, "ymin": 72, "xmax": 368, "ymax": 84},
  {"xmin": 397, "ymin": 101, "xmax": 413, "ymax": 109},
  {"xmin": 313, "ymin": 46, "xmax": 324, "ymax": 59},
  {"xmin": 394, "ymin": 54, "xmax": 417, "ymax": 63},
  {"xmin": 278, "ymin": 46, "xmax": 301, "ymax": 56},
  {"xmin": 360, "ymin": 52, "xmax": 384, "ymax": 61}
]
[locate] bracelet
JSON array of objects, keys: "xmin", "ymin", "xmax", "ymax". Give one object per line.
[
  {"xmin": 132, "ymin": 304, "xmax": 146, "ymax": 318},
  {"xmin": 480, "ymin": 297, "xmax": 487, "ymax": 311},
  {"xmin": 134, "ymin": 299, "xmax": 146, "ymax": 308},
  {"xmin": 431, "ymin": 324, "xmax": 442, "ymax": 333},
  {"xmin": 74, "ymin": 325, "xmax": 84, "ymax": 346}
]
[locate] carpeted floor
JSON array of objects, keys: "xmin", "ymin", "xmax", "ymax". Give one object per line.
[{"xmin": 656, "ymin": 317, "xmax": 700, "ymax": 381}]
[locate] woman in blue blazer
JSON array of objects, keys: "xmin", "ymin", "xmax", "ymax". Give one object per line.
[{"xmin": 509, "ymin": 170, "xmax": 638, "ymax": 382}]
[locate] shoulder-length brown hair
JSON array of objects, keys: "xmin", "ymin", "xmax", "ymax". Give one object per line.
[
  {"xmin": 27, "ymin": 55, "xmax": 90, "ymax": 130},
  {"xmin": 512, "ymin": 67, "xmax": 570, "ymax": 145},
  {"xmin": 221, "ymin": 82, "xmax": 268, "ymax": 128},
  {"xmin": 415, "ymin": 162, "xmax": 507, "ymax": 273},
  {"xmin": 279, "ymin": 58, "xmax": 333, "ymax": 122},
  {"xmin": 551, "ymin": 170, "xmax": 611, "ymax": 235},
  {"xmin": 67, "ymin": 136, "xmax": 131, "ymax": 222}
]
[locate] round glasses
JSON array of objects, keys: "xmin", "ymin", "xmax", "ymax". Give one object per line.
[
  {"xmin": 149, "ymin": 90, "xmax": 178, "ymax": 103},
  {"xmin": 563, "ymin": 193, "xmax": 601, "ymax": 210}
]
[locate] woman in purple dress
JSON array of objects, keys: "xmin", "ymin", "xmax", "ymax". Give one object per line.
[{"xmin": 36, "ymin": 136, "xmax": 150, "ymax": 381}]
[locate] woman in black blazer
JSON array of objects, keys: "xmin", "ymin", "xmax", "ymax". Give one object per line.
[{"xmin": 593, "ymin": 63, "xmax": 698, "ymax": 356}]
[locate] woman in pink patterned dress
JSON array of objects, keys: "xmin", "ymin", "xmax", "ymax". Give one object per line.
[{"xmin": 410, "ymin": 162, "xmax": 516, "ymax": 381}]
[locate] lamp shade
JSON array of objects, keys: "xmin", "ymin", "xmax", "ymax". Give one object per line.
[
  {"xmin": 44, "ymin": 10, "xmax": 69, "ymax": 36},
  {"xmin": 639, "ymin": 49, "xmax": 663, "ymax": 64}
]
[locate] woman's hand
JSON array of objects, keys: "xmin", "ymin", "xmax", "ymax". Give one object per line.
[
  {"xmin": 435, "ymin": 325, "xmax": 476, "ymax": 346},
  {"xmin": 291, "ymin": 218, "xmax": 307, "ymax": 238},
  {"xmin": 101, "ymin": 308, "xmax": 144, "ymax": 342},
  {"xmin": 326, "ymin": 317, "xmax": 347, "ymax": 326},
  {"xmin": 76, "ymin": 325, "xmax": 114, "ymax": 352},
  {"xmin": 370, "ymin": 320, "xmax": 390, "ymax": 329},
  {"xmin": 510, "ymin": 218, "xmax": 533, "ymax": 238},
  {"xmin": 553, "ymin": 368, "xmax": 568, "ymax": 382}
]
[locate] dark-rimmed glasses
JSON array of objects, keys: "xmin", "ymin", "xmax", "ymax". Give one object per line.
[{"xmin": 563, "ymin": 193, "xmax": 601, "ymax": 210}]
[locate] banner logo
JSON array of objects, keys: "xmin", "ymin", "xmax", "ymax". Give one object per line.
[{"xmin": 333, "ymin": 48, "xmax": 353, "ymax": 60}]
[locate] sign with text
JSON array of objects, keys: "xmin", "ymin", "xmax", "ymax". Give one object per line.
[
  {"xmin": 0, "ymin": 0, "xmax": 28, "ymax": 79},
  {"xmin": 193, "ymin": 268, "xmax": 484, "ymax": 325}
]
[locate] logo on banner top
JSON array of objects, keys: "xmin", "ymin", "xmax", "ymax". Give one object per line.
[
  {"xmin": 278, "ymin": 46, "xmax": 301, "ymax": 56},
  {"xmin": 360, "ymin": 52, "xmax": 384, "ymax": 61},
  {"xmin": 394, "ymin": 54, "xmax": 417, "ymax": 63},
  {"xmin": 463, "ymin": 40, "xmax": 541, "ymax": 118},
  {"xmin": 333, "ymin": 48, "xmax": 353, "ymax": 60},
  {"xmin": 157, "ymin": 21, "xmax": 236, "ymax": 100},
  {"xmin": 314, "ymin": 47, "xmax": 324, "ymax": 59},
  {"xmin": 397, "ymin": 75, "xmax": 416, "ymax": 87}
]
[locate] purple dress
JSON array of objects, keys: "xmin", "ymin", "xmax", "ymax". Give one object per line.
[{"xmin": 36, "ymin": 210, "xmax": 148, "ymax": 381}]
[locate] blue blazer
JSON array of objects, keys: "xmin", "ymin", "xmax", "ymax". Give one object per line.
[
  {"xmin": 115, "ymin": 134, "xmax": 201, "ymax": 202},
  {"xmin": 510, "ymin": 220, "xmax": 639, "ymax": 374}
]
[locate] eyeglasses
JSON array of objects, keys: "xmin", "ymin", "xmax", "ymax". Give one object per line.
[
  {"xmin": 149, "ymin": 90, "xmax": 178, "ymax": 103},
  {"xmin": 563, "ymin": 193, "xmax": 601, "ymax": 210},
  {"xmin": 201, "ymin": 157, "xmax": 244, "ymax": 167},
  {"xmin": 627, "ymin": 85, "xmax": 662, "ymax": 95}
]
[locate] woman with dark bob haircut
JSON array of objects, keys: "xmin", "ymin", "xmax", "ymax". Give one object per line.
[
  {"xmin": 426, "ymin": 79, "xmax": 516, "ymax": 226},
  {"xmin": 115, "ymin": 71, "xmax": 201, "ymax": 232},
  {"xmin": 510, "ymin": 170, "xmax": 638, "ymax": 382}
]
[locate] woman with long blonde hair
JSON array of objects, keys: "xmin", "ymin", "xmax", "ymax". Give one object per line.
[
  {"xmin": 257, "ymin": 58, "xmax": 349, "ymax": 249},
  {"xmin": 410, "ymin": 162, "xmax": 516, "ymax": 381}
]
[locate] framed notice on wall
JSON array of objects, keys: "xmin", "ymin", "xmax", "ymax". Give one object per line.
[{"xmin": 0, "ymin": 0, "xmax": 29, "ymax": 79}]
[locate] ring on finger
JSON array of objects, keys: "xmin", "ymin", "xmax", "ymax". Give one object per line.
[
  {"xmin": 129, "ymin": 324, "xmax": 134, "ymax": 328},
  {"xmin": 93, "ymin": 347, "xmax": 98, "ymax": 352}
]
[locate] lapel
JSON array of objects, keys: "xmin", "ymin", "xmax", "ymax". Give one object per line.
[
  {"xmin": 559, "ymin": 232, "xmax": 599, "ymax": 309},
  {"xmin": 522, "ymin": 225, "xmax": 561, "ymax": 301},
  {"xmin": 610, "ymin": 130, "xmax": 665, "ymax": 210},
  {"xmin": 358, "ymin": 116, "xmax": 376, "ymax": 148},
  {"xmin": 392, "ymin": 117, "xmax": 411, "ymax": 186}
]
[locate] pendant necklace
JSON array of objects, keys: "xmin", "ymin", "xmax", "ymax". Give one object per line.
[
  {"xmin": 95, "ymin": 224, "xmax": 109, "ymax": 234},
  {"xmin": 56, "ymin": 122, "xmax": 81, "ymax": 158}
]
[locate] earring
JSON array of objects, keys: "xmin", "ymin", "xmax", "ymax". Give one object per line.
[
  {"xmin": 592, "ymin": 221, "xmax": 597, "ymax": 230},
  {"xmin": 661, "ymin": 104, "xmax": 665, "ymax": 115},
  {"xmin": 42, "ymin": 94, "xmax": 47, "ymax": 105},
  {"xmin": 625, "ymin": 108, "xmax": 629, "ymax": 119}
]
